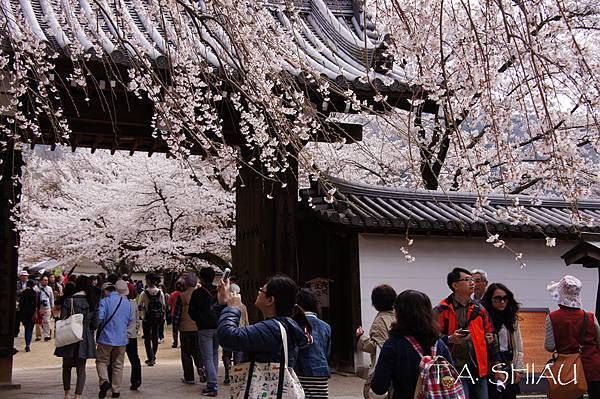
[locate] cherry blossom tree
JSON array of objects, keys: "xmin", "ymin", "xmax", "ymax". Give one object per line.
[
  {"xmin": 1, "ymin": 0, "xmax": 598, "ymax": 223},
  {"xmin": 18, "ymin": 147, "xmax": 235, "ymax": 273}
]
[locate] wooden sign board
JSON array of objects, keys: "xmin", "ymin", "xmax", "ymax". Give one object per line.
[
  {"xmin": 519, "ymin": 308, "xmax": 550, "ymax": 374},
  {"xmin": 307, "ymin": 277, "xmax": 332, "ymax": 308}
]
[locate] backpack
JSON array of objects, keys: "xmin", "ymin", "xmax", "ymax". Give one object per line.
[
  {"xmin": 405, "ymin": 336, "xmax": 466, "ymax": 399},
  {"xmin": 145, "ymin": 289, "xmax": 165, "ymax": 322},
  {"xmin": 202, "ymin": 286, "xmax": 220, "ymax": 317}
]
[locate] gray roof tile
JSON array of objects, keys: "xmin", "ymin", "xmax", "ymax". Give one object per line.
[
  {"xmin": 2, "ymin": 0, "xmax": 410, "ymax": 93},
  {"xmin": 300, "ymin": 176, "xmax": 600, "ymax": 238}
]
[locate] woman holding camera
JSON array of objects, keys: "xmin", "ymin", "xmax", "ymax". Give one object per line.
[{"xmin": 217, "ymin": 275, "xmax": 310, "ymax": 397}]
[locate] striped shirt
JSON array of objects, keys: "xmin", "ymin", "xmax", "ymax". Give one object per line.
[{"xmin": 298, "ymin": 375, "xmax": 328, "ymax": 398}]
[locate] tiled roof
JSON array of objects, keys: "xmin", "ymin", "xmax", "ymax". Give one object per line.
[
  {"xmin": 1, "ymin": 0, "xmax": 410, "ymax": 94},
  {"xmin": 299, "ymin": 176, "xmax": 600, "ymax": 238}
]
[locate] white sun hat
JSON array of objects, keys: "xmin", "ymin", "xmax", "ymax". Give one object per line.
[{"xmin": 547, "ymin": 275, "xmax": 583, "ymax": 308}]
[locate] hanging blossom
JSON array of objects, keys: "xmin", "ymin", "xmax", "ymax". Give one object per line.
[
  {"xmin": 306, "ymin": 0, "xmax": 600, "ymax": 199},
  {"xmin": 0, "ymin": 0, "xmax": 598, "ymax": 226}
]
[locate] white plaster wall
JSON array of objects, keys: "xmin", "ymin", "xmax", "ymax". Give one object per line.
[{"xmin": 358, "ymin": 234, "xmax": 598, "ymax": 344}]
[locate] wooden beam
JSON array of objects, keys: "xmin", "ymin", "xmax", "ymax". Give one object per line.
[
  {"xmin": 129, "ymin": 139, "xmax": 138, "ymax": 156},
  {"xmin": 91, "ymin": 135, "xmax": 100, "ymax": 154},
  {"xmin": 315, "ymin": 120, "xmax": 363, "ymax": 143},
  {"xmin": 148, "ymin": 141, "xmax": 157, "ymax": 157},
  {"xmin": 71, "ymin": 134, "xmax": 78, "ymax": 153}
]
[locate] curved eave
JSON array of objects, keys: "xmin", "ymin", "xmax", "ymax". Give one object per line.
[{"xmin": 1, "ymin": 0, "xmax": 416, "ymax": 97}]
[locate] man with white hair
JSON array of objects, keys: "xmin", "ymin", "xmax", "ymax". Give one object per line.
[
  {"xmin": 35, "ymin": 275, "xmax": 54, "ymax": 341},
  {"xmin": 471, "ymin": 269, "xmax": 489, "ymax": 303},
  {"xmin": 96, "ymin": 281, "xmax": 133, "ymax": 398},
  {"xmin": 107, "ymin": 280, "xmax": 141, "ymax": 391}
]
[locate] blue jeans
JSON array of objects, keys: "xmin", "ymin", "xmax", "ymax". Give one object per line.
[
  {"xmin": 462, "ymin": 376, "xmax": 489, "ymax": 399},
  {"xmin": 22, "ymin": 319, "xmax": 34, "ymax": 347},
  {"xmin": 198, "ymin": 329, "xmax": 219, "ymax": 390}
]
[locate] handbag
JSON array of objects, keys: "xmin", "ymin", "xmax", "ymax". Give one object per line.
[
  {"xmin": 55, "ymin": 298, "xmax": 84, "ymax": 348},
  {"xmin": 229, "ymin": 320, "xmax": 305, "ymax": 399},
  {"xmin": 546, "ymin": 311, "xmax": 588, "ymax": 399}
]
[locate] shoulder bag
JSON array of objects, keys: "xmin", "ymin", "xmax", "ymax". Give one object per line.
[
  {"xmin": 55, "ymin": 298, "xmax": 84, "ymax": 348},
  {"xmin": 96, "ymin": 297, "xmax": 123, "ymax": 340},
  {"xmin": 547, "ymin": 311, "xmax": 588, "ymax": 399},
  {"xmin": 229, "ymin": 320, "xmax": 305, "ymax": 399}
]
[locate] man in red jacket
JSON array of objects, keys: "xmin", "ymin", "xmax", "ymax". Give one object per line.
[
  {"xmin": 168, "ymin": 280, "xmax": 184, "ymax": 348},
  {"xmin": 435, "ymin": 267, "xmax": 496, "ymax": 399}
]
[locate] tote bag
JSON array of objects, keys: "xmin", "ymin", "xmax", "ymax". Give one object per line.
[
  {"xmin": 547, "ymin": 312, "xmax": 588, "ymax": 399},
  {"xmin": 55, "ymin": 299, "xmax": 84, "ymax": 348},
  {"xmin": 230, "ymin": 320, "xmax": 305, "ymax": 399}
]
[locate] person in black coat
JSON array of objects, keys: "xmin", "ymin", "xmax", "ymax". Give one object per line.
[
  {"xmin": 188, "ymin": 267, "xmax": 219, "ymax": 396},
  {"xmin": 217, "ymin": 275, "xmax": 310, "ymax": 370},
  {"xmin": 19, "ymin": 280, "xmax": 38, "ymax": 352},
  {"xmin": 370, "ymin": 290, "xmax": 455, "ymax": 399},
  {"xmin": 54, "ymin": 276, "xmax": 97, "ymax": 399}
]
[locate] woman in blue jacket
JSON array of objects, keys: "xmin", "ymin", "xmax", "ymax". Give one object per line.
[
  {"xmin": 217, "ymin": 275, "xmax": 310, "ymax": 370},
  {"xmin": 370, "ymin": 290, "xmax": 454, "ymax": 399},
  {"xmin": 294, "ymin": 288, "xmax": 331, "ymax": 398}
]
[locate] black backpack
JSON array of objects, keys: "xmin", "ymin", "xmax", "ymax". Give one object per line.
[{"xmin": 145, "ymin": 290, "xmax": 165, "ymax": 322}]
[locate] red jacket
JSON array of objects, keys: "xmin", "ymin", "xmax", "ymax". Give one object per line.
[
  {"xmin": 168, "ymin": 290, "xmax": 181, "ymax": 317},
  {"xmin": 436, "ymin": 295, "xmax": 493, "ymax": 377},
  {"xmin": 550, "ymin": 306, "xmax": 600, "ymax": 382}
]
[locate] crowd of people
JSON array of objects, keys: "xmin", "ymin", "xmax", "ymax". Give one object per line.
[
  {"xmin": 13, "ymin": 266, "xmax": 600, "ymax": 399},
  {"xmin": 14, "ymin": 268, "xmax": 332, "ymax": 398},
  {"xmin": 360, "ymin": 268, "xmax": 600, "ymax": 399}
]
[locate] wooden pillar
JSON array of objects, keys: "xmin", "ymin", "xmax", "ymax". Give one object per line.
[
  {"xmin": 0, "ymin": 143, "xmax": 22, "ymax": 389},
  {"xmin": 234, "ymin": 154, "xmax": 299, "ymax": 322},
  {"xmin": 596, "ymin": 268, "xmax": 600, "ymax": 323}
]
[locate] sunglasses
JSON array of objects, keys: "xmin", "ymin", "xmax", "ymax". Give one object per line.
[{"xmin": 493, "ymin": 295, "xmax": 509, "ymax": 303}]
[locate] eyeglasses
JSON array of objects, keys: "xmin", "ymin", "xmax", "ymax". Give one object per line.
[
  {"xmin": 456, "ymin": 278, "xmax": 475, "ymax": 283},
  {"xmin": 474, "ymin": 279, "xmax": 487, "ymax": 284},
  {"xmin": 493, "ymin": 296, "xmax": 509, "ymax": 303}
]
